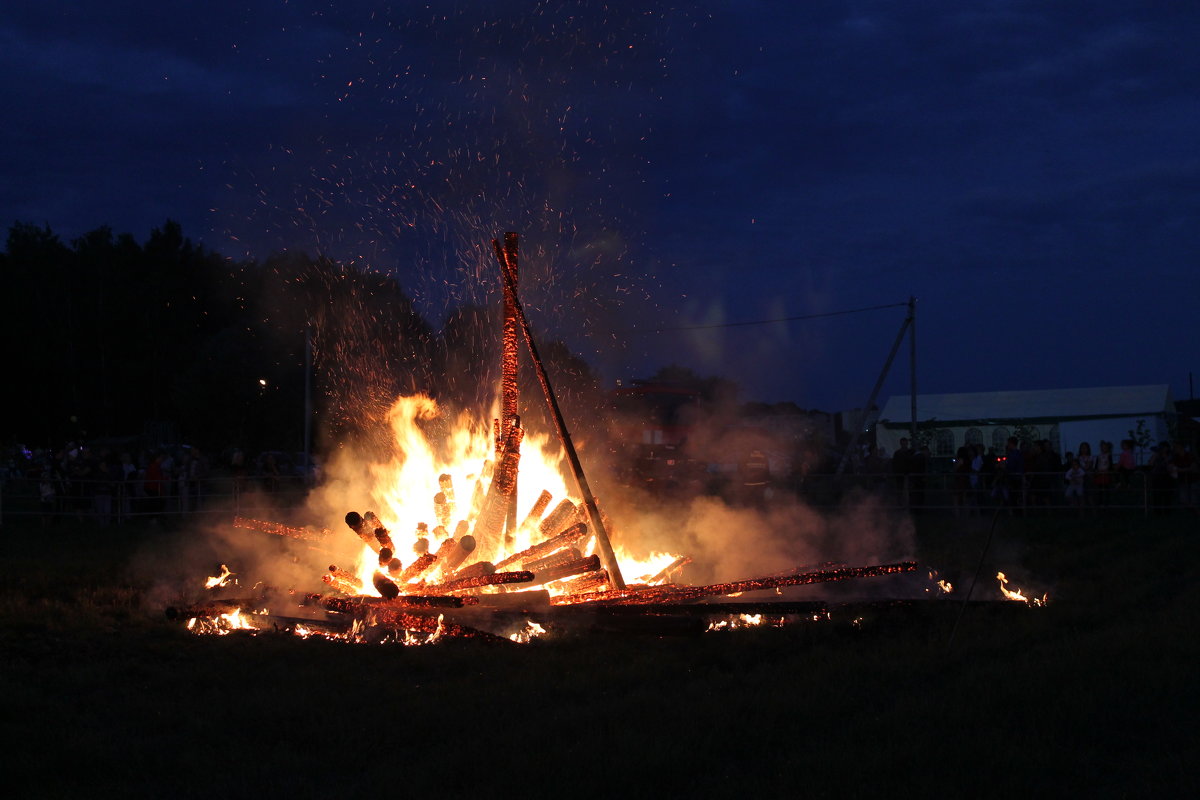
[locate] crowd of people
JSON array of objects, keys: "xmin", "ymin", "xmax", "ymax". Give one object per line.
[
  {"xmin": 1, "ymin": 442, "xmax": 313, "ymax": 525},
  {"xmin": 932, "ymin": 436, "xmax": 1197, "ymax": 515}
]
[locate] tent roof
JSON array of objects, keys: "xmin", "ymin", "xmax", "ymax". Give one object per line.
[{"xmin": 879, "ymin": 385, "xmax": 1175, "ymax": 426}]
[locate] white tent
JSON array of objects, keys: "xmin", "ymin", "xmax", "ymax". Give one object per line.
[{"xmin": 877, "ymin": 384, "xmax": 1176, "ymax": 459}]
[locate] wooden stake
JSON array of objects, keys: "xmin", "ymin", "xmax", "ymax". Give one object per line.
[{"xmin": 492, "ymin": 234, "xmax": 626, "ymax": 589}]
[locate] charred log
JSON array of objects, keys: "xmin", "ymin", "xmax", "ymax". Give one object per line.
[
  {"xmin": 531, "ymin": 554, "xmax": 601, "ymax": 587},
  {"xmin": 233, "ymin": 516, "xmax": 331, "ymax": 542},
  {"xmin": 398, "ymin": 553, "xmax": 438, "ymax": 584},
  {"xmin": 553, "ymin": 569, "xmax": 609, "ymax": 596},
  {"xmin": 323, "ymin": 566, "xmax": 363, "ymax": 595},
  {"xmin": 647, "ymin": 556, "xmax": 692, "ymax": 585},
  {"xmin": 373, "ymin": 571, "xmax": 401, "ymax": 600},
  {"xmin": 316, "ymin": 594, "xmax": 465, "ymax": 612},
  {"xmin": 426, "ymin": 570, "xmax": 535, "ymax": 594},
  {"xmin": 433, "ymin": 534, "xmax": 476, "ymax": 577},
  {"xmin": 493, "ymin": 522, "xmax": 589, "ymax": 571},
  {"xmin": 521, "ymin": 547, "xmax": 582, "ymax": 575},
  {"xmin": 344, "ymin": 511, "xmax": 382, "ymax": 552},
  {"xmin": 519, "ymin": 489, "xmax": 553, "ymax": 534},
  {"xmin": 451, "ymin": 561, "xmax": 496, "ymax": 581},
  {"xmin": 538, "ymin": 499, "xmax": 577, "ymax": 538}
]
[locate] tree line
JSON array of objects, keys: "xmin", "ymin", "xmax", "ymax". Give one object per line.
[{"xmin": 1, "ymin": 220, "xmax": 611, "ymax": 458}]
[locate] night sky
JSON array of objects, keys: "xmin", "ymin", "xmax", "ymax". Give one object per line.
[{"xmin": 3, "ymin": 1, "xmax": 1198, "ymax": 411}]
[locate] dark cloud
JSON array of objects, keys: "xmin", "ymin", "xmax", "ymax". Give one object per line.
[{"xmin": 2, "ymin": 1, "xmax": 1198, "ymax": 408}]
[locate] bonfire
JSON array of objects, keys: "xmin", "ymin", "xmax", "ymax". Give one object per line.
[{"xmin": 177, "ymin": 234, "xmax": 920, "ymax": 643}]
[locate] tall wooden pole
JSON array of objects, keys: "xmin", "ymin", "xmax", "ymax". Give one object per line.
[
  {"xmin": 499, "ymin": 233, "xmax": 520, "ymax": 542},
  {"xmin": 492, "ymin": 234, "xmax": 626, "ymax": 589}
]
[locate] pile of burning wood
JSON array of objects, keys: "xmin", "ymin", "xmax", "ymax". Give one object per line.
[
  {"xmin": 174, "ymin": 504, "xmax": 920, "ymax": 643},
  {"xmin": 172, "ymin": 233, "xmax": 925, "ymax": 643}
]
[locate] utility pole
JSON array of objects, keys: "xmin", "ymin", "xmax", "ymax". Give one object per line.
[
  {"xmin": 908, "ymin": 296, "xmax": 918, "ymax": 446},
  {"xmin": 837, "ymin": 300, "xmax": 915, "ymax": 475}
]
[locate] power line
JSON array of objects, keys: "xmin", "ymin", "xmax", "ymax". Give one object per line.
[{"xmin": 622, "ymin": 301, "xmax": 910, "ymax": 334}]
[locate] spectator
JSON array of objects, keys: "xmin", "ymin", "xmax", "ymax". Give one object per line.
[
  {"xmin": 953, "ymin": 446, "xmax": 972, "ymax": 517},
  {"xmin": 1147, "ymin": 442, "xmax": 1176, "ymax": 514},
  {"xmin": 1093, "ymin": 440, "xmax": 1115, "ymax": 507},
  {"xmin": 1003, "ymin": 437, "xmax": 1026, "ymax": 511},
  {"xmin": 1118, "ymin": 439, "xmax": 1137, "ymax": 487},
  {"xmin": 1065, "ymin": 458, "xmax": 1087, "ymax": 514},
  {"xmin": 1077, "ymin": 441, "xmax": 1096, "ymax": 508},
  {"xmin": 1173, "ymin": 444, "xmax": 1196, "ymax": 511}
]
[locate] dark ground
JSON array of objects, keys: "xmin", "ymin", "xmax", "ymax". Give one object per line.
[{"xmin": 1, "ymin": 511, "xmax": 1197, "ymax": 799}]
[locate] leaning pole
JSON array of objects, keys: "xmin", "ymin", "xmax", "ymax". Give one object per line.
[
  {"xmin": 492, "ymin": 234, "xmax": 626, "ymax": 590},
  {"xmin": 498, "ymin": 232, "xmax": 520, "ymax": 545}
]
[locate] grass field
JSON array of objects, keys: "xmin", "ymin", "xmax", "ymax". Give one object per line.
[{"xmin": 2, "ymin": 511, "xmax": 1197, "ymax": 798}]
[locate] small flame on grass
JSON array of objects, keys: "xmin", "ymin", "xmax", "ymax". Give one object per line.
[
  {"xmin": 706, "ymin": 613, "xmax": 764, "ymax": 632},
  {"xmin": 509, "ymin": 620, "xmax": 547, "ymax": 643},
  {"xmin": 186, "ymin": 607, "xmax": 262, "ymax": 635},
  {"xmin": 997, "ymin": 572, "xmax": 1048, "ymax": 606}
]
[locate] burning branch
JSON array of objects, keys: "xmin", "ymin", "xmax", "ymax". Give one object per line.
[
  {"xmin": 551, "ymin": 562, "xmax": 919, "ymax": 606},
  {"xmin": 233, "ymin": 516, "xmax": 331, "ymax": 542}
]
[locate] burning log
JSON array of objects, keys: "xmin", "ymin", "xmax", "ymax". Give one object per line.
[
  {"xmin": 323, "ymin": 566, "xmax": 363, "ymax": 595},
  {"xmin": 581, "ymin": 601, "xmax": 829, "ymax": 617},
  {"xmin": 538, "ymin": 499, "xmax": 577, "ymax": 538},
  {"xmin": 315, "ymin": 594, "xmax": 465, "ymax": 612},
  {"xmin": 451, "ymin": 561, "xmax": 496, "ymax": 581},
  {"xmin": 432, "ymin": 534, "xmax": 476, "ymax": 577},
  {"xmin": 552, "ymin": 562, "xmax": 919, "ymax": 606},
  {"xmin": 519, "ymin": 489, "xmax": 553, "ymax": 534},
  {"xmin": 522, "ymin": 547, "xmax": 582, "ymax": 575},
  {"xmin": 425, "ymin": 570, "xmax": 535, "ymax": 594},
  {"xmin": 675, "ymin": 562, "xmax": 918, "ymax": 602},
  {"xmin": 493, "ymin": 233, "xmax": 625, "ymax": 589},
  {"xmin": 373, "ymin": 571, "xmax": 401, "ymax": 600},
  {"xmin": 497, "ymin": 232, "xmax": 522, "ymax": 546},
  {"xmin": 434, "ymin": 473, "xmax": 455, "ymax": 527},
  {"xmin": 554, "ymin": 569, "xmax": 609, "ymax": 596},
  {"xmin": 473, "ymin": 589, "xmax": 551, "ymax": 610},
  {"xmin": 549, "ymin": 584, "xmax": 662, "ymax": 606},
  {"xmin": 344, "ymin": 511, "xmax": 387, "ymax": 552},
  {"xmin": 530, "ymin": 554, "xmax": 601, "ymax": 587},
  {"xmin": 367, "ymin": 606, "xmax": 513, "ymax": 643},
  {"xmin": 233, "ymin": 516, "xmax": 331, "ymax": 542},
  {"xmin": 398, "ymin": 553, "xmax": 438, "ymax": 584},
  {"xmin": 166, "ymin": 598, "xmax": 260, "ymax": 620},
  {"xmin": 469, "ymin": 461, "xmax": 493, "ymax": 517},
  {"xmin": 493, "ymin": 521, "xmax": 590, "ymax": 571},
  {"xmin": 363, "ymin": 512, "xmax": 395, "ymax": 551},
  {"xmin": 471, "ymin": 425, "xmax": 524, "ymax": 557},
  {"xmin": 648, "ymin": 556, "xmax": 692, "ymax": 585}
]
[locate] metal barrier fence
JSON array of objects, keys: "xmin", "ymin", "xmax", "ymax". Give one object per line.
[
  {"xmin": 783, "ymin": 469, "xmax": 1183, "ymax": 516},
  {"xmin": 3, "ymin": 469, "xmax": 1192, "ymax": 526}
]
